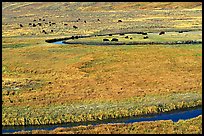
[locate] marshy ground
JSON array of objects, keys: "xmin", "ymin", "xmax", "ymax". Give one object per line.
[{"xmin": 2, "ymin": 2, "xmax": 202, "ymax": 134}]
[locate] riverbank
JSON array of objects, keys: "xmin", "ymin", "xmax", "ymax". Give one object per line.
[
  {"xmin": 2, "ymin": 106, "xmax": 202, "ymax": 134},
  {"xmin": 11, "ymin": 115, "xmax": 202, "ymax": 134}
]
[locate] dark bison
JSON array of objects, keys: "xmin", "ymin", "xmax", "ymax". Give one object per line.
[
  {"xmin": 52, "ymin": 23, "xmax": 56, "ymax": 25},
  {"xmin": 84, "ymin": 20, "xmax": 86, "ymax": 23},
  {"xmin": 118, "ymin": 20, "xmax": 122, "ymax": 22},
  {"xmin": 130, "ymin": 37, "xmax": 133, "ymax": 39},
  {"xmin": 109, "ymin": 34, "xmax": 112, "ymax": 36},
  {"xmin": 73, "ymin": 25, "xmax": 78, "ymax": 29},
  {"xmin": 33, "ymin": 24, "xmax": 36, "ymax": 27},
  {"xmin": 33, "ymin": 19, "xmax": 36, "ymax": 22},
  {"xmin": 20, "ymin": 24, "xmax": 23, "ymax": 27},
  {"xmin": 142, "ymin": 32, "xmax": 147, "ymax": 35},
  {"xmin": 51, "ymin": 30, "xmax": 53, "ymax": 32},
  {"xmin": 64, "ymin": 24, "xmax": 68, "ymax": 26},
  {"xmin": 38, "ymin": 23, "xmax": 42, "ymax": 26},
  {"xmin": 97, "ymin": 19, "xmax": 100, "ymax": 21},
  {"xmin": 39, "ymin": 18, "xmax": 41, "ymax": 21},
  {"xmin": 43, "ymin": 19, "xmax": 45, "ymax": 21},
  {"xmin": 159, "ymin": 31, "xmax": 165, "ymax": 35},
  {"xmin": 143, "ymin": 36, "xmax": 149, "ymax": 39},
  {"xmin": 42, "ymin": 30, "xmax": 47, "ymax": 34},
  {"xmin": 120, "ymin": 33, "xmax": 125, "ymax": 35},
  {"xmin": 125, "ymin": 36, "xmax": 129, "ymax": 39},
  {"xmin": 111, "ymin": 38, "xmax": 119, "ymax": 41},
  {"xmin": 178, "ymin": 31, "xmax": 183, "ymax": 33},
  {"xmin": 29, "ymin": 23, "xmax": 32, "ymax": 26},
  {"xmin": 103, "ymin": 39, "xmax": 109, "ymax": 41}
]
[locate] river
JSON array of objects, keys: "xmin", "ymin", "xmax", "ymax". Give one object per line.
[{"xmin": 2, "ymin": 107, "xmax": 202, "ymax": 134}]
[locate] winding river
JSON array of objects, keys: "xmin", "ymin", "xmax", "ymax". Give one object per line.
[{"xmin": 2, "ymin": 107, "xmax": 202, "ymax": 134}]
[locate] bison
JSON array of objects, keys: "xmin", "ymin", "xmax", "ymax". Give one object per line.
[
  {"xmin": 103, "ymin": 39, "xmax": 109, "ymax": 41},
  {"xmin": 51, "ymin": 30, "xmax": 53, "ymax": 32},
  {"xmin": 73, "ymin": 25, "xmax": 78, "ymax": 29},
  {"xmin": 111, "ymin": 38, "xmax": 119, "ymax": 41},
  {"xmin": 64, "ymin": 24, "xmax": 68, "ymax": 26},
  {"xmin": 84, "ymin": 20, "xmax": 86, "ymax": 23},
  {"xmin": 143, "ymin": 36, "xmax": 149, "ymax": 39},
  {"xmin": 97, "ymin": 19, "xmax": 100, "ymax": 21},
  {"xmin": 125, "ymin": 36, "xmax": 129, "ymax": 39},
  {"xmin": 109, "ymin": 34, "xmax": 112, "ymax": 36},
  {"xmin": 20, "ymin": 24, "xmax": 23, "ymax": 27},
  {"xmin": 159, "ymin": 31, "xmax": 165, "ymax": 35},
  {"xmin": 118, "ymin": 20, "xmax": 122, "ymax": 22},
  {"xmin": 130, "ymin": 37, "xmax": 133, "ymax": 39}
]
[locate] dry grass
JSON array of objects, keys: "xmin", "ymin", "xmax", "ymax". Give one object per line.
[{"xmin": 2, "ymin": 2, "xmax": 202, "ymax": 134}]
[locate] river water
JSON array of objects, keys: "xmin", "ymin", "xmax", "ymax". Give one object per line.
[{"xmin": 2, "ymin": 107, "xmax": 202, "ymax": 134}]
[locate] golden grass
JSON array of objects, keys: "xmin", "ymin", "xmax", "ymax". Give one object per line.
[{"xmin": 2, "ymin": 2, "xmax": 202, "ymax": 134}]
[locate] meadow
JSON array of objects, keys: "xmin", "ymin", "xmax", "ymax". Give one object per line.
[{"xmin": 2, "ymin": 2, "xmax": 202, "ymax": 134}]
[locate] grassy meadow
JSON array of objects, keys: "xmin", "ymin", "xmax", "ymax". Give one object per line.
[{"xmin": 2, "ymin": 2, "xmax": 202, "ymax": 134}]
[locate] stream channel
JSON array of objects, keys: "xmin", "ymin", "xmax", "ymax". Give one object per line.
[{"xmin": 2, "ymin": 107, "xmax": 202, "ymax": 134}]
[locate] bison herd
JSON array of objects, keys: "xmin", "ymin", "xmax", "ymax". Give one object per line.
[
  {"xmin": 18, "ymin": 17, "xmax": 168, "ymax": 43},
  {"xmin": 18, "ymin": 17, "xmax": 104, "ymax": 35},
  {"xmin": 102, "ymin": 31, "xmax": 168, "ymax": 42}
]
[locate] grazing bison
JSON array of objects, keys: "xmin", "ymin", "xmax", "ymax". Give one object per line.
[
  {"xmin": 51, "ymin": 30, "xmax": 53, "ymax": 32},
  {"xmin": 38, "ymin": 23, "xmax": 42, "ymax": 26},
  {"xmin": 111, "ymin": 38, "xmax": 119, "ymax": 41},
  {"xmin": 64, "ymin": 24, "xmax": 68, "ymax": 26},
  {"xmin": 73, "ymin": 25, "xmax": 78, "ymax": 29},
  {"xmin": 109, "ymin": 34, "xmax": 112, "ymax": 36},
  {"xmin": 103, "ymin": 39, "xmax": 109, "ymax": 41},
  {"xmin": 20, "ymin": 24, "xmax": 23, "ymax": 27},
  {"xmin": 84, "ymin": 20, "xmax": 86, "ymax": 23},
  {"xmin": 142, "ymin": 32, "xmax": 147, "ymax": 35},
  {"xmin": 52, "ymin": 23, "xmax": 56, "ymax": 25},
  {"xmin": 159, "ymin": 31, "xmax": 165, "ymax": 35},
  {"xmin": 130, "ymin": 37, "xmax": 133, "ymax": 39},
  {"xmin": 43, "ymin": 19, "xmax": 45, "ymax": 21},
  {"xmin": 33, "ymin": 19, "xmax": 36, "ymax": 22},
  {"xmin": 118, "ymin": 20, "xmax": 122, "ymax": 22},
  {"xmin": 143, "ymin": 36, "xmax": 149, "ymax": 39},
  {"xmin": 125, "ymin": 36, "xmax": 129, "ymax": 39},
  {"xmin": 29, "ymin": 23, "xmax": 32, "ymax": 26},
  {"xmin": 39, "ymin": 18, "xmax": 41, "ymax": 21},
  {"xmin": 120, "ymin": 33, "xmax": 125, "ymax": 35},
  {"xmin": 97, "ymin": 19, "xmax": 100, "ymax": 21},
  {"xmin": 33, "ymin": 24, "xmax": 36, "ymax": 27},
  {"xmin": 178, "ymin": 31, "xmax": 183, "ymax": 33}
]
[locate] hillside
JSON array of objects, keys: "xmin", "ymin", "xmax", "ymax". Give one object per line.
[{"xmin": 2, "ymin": 2, "xmax": 202, "ymax": 13}]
